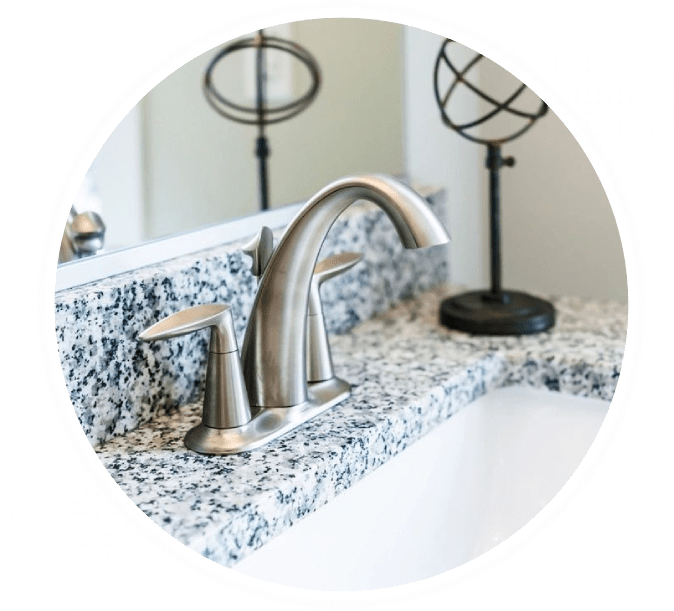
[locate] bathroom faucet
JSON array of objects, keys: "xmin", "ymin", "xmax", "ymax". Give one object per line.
[
  {"xmin": 140, "ymin": 174, "xmax": 450, "ymax": 454},
  {"xmin": 241, "ymin": 174, "xmax": 450, "ymax": 409}
]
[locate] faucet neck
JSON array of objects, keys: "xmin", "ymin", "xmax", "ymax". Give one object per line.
[
  {"xmin": 241, "ymin": 186, "xmax": 362, "ymax": 407},
  {"xmin": 240, "ymin": 174, "xmax": 449, "ymax": 408}
]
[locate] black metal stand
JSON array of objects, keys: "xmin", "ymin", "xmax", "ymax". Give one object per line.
[
  {"xmin": 440, "ymin": 291, "xmax": 555, "ymax": 335},
  {"xmin": 255, "ymin": 135, "xmax": 270, "ymax": 211},
  {"xmin": 440, "ymin": 143, "xmax": 554, "ymax": 335},
  {"xmin": 254, "ymin": 41, "xmax": 270, "ymax": 210},
  {"xmin": 434, "ymin": 40, "xmax": 555, "ymax": 335}
]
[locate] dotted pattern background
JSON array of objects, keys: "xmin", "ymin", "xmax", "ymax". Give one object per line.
[
  {"xmin": 5, "ymin": 4, "xmax": 660, "ymax": 611},
  {"xmin": 496, "ymin": 4, "xmax": 674, "ymax": 182}
]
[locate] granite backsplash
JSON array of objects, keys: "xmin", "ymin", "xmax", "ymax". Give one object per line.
[{"xmin": 55, "ymin": 188, "xmax": 449, "ymax": 447}]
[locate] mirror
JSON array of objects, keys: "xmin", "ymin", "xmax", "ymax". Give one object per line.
[{"xmin": 65, "ymin": 19, "xmax": 407, "ymax": 257}]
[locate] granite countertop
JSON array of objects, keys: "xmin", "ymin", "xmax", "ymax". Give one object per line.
[{"xmin": 96, "ymin": 285, "xmax": 626, "ymax": 567}]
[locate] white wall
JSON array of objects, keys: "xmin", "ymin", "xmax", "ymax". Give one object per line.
[
  {"xmin": 496, "ymin": 108, "xmax": 627, "ymax": 302},
  {"xmin": 403, "ymin": 28, "xmax": 487, "ymax": 288},
  {"xmin": 403, "ymin": 28, "xmax": 627, "ymax": 303},
  {"xmin": 86, "ymin": 105, "xmax": 144, "ymax": 250}
]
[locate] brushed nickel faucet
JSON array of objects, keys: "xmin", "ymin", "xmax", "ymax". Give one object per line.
[{"xmin": 140, "ymin": 174, "xmax": 450, "ymax": 455}]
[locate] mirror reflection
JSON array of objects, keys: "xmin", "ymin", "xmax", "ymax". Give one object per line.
[{"xmin": 67, "ymin": 19, "xmax": 407, "ymax": 257}]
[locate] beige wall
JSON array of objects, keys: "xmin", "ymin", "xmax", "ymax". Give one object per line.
[
  {"xmin": 482, "ymin": 60, "xmax": 627, "ymax": 303},
  {"xmin": 404, "ymin": 28, "xmax": 486, "ymax": 289},
  {"xmin": 404, "ymin": 29, "xmax": 627, "ymax": 303},
  {"xmin": 143, "ymin": 19, "xmax": 404, "ymax": 239},
  {"xmin": 496, "ymin": 108, "xmax": 627, "ymax": 302}
]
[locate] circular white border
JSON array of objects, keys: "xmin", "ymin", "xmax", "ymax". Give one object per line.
[{"xmin": 37, "ymin": 0, "xmax": 646, "ymax": 609}]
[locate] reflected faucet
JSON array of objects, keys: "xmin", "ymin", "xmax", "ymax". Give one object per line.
[
  {"xmin": 59, "ymin": 206, "xmax": 106, "ymax": 263},
  {"xmin": 241, "ymin": 174, "xmax": 450, "ymax": 409}
]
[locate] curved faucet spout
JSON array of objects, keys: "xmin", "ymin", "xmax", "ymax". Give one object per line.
[{"xmin": 240, "ymin": 174, "xmax": 451, "ymax": 408}]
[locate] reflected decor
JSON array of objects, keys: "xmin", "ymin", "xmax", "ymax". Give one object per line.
[
  {"xmin": 203, "ymin": 29, "xmax": 321, "ymax": 211},
  {"xmin": 434, "ymin": 38, "xmax": 554, "ymax": 335}
]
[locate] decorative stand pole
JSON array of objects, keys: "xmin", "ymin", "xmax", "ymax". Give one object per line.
[
  {"xmin": 203, "ymin": 30, "xmax": 321, "ymax": 212},
  {"xmin": 434, "ymin": 39, "xmax": 555, "ymax": 335},
  {"xmin": 254, "ymin": 32, "xmax": 270, "ymax": 210},
  {"xmin": 486, "ymin": 143, "xmax": 515, "ymax": 301}
]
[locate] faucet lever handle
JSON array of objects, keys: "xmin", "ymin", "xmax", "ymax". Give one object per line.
[
  {"xmin": 242, "ymin": 226, "xmax": 274, "ymax": 279},
  {"xmin": 313, "ymin": 251, "xmax": 363, "ymax": 283},
  {"xmin": 139, "ymin": 304, "xmax": 238, "ymax": 353},
  {"xmin": 307, "ymin": 252, "xmax": 363, "ymax": 383},
  {"xmin": 139, "ymin": 304, "xmax": 252, "ymax": 447},
  {"xmin": 309, "ymin": 252, "xmax": 363, "ymax": 315}
]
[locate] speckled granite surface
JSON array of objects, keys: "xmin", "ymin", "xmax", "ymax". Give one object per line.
[
  {"xmin": 96, "ymin": 286, "xmax": 626, "ymax": 568},
  {"xmin": 55, "ymin": 187, "xmax": 448, "ymax": 447}
]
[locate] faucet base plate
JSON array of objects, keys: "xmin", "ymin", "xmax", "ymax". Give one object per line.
[{"xmin": 184, "ymin": 377, "xmax": 351, "ymax": 455}]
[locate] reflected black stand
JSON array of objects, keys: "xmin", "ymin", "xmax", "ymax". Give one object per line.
[
  {"xmin": 434, "ymin": 40, "xmax": 555, "ymax": 335},
  {"xmin": 203, "ymin": 30, "xmax": 320, "ymax": 211}
]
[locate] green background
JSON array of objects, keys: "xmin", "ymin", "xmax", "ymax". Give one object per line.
[{"xmin": 0, "ymin": 0, "xmax": 674, "ymax": 609}]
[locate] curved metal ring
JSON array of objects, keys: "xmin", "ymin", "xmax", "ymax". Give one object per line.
[
  {"xmin": 203, "ymin": 35, "xmax": 321, "ymax": 126},
  {"xmin": 434, "ymin": 39, "xmax": 548, "ymax": 145}
]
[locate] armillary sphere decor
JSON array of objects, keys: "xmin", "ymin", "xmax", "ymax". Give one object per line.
[
  {"xmin": 204, "ymin": 30, "xmax": 321, "ymax": 211},
  {"xmin": 434, "ymin": 38, "xmax": 553, "ymax": 335}
]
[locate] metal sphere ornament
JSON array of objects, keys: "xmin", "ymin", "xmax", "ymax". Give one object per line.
[
  {"xmin": 203, "ymin": 30, "xmax": 321, "ymax": 211},
  {"xmin": 434, "ymin": 39, "xmax": 554, "ymax": 335}
]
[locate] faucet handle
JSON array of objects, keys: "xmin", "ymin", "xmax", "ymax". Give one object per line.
[
  {"xmin": 307, "ymin": 252, "xmax": 363, "ymax": 383},
  {"xmin": 242, "ymin": 226, "xmax": 274, "ymax": 280},
  {"xmin": 309, "ymin": 252, "xmax": 363, "ymax": 315},
  {"xmin": 139, "ymin": 304, "xmax": 252, "ymax": 452},
  {"xmin": 139, "ymin": 304, "xmax": 237, "ymax": 351}
]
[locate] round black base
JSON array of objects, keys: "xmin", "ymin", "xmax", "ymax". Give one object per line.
[{"xmin": 440, "ymin": 290, "xmax": 555, "ymax": 335}]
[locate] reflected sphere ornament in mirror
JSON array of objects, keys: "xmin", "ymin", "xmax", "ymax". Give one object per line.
[{"xmin": 203, "ymin": 30, "xmax": 321, "ymax": 211}]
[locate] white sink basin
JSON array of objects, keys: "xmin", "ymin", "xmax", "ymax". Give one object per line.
[{"xmin": 234, "ymin": 386, "xmax": 609, "ymax": 590}]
